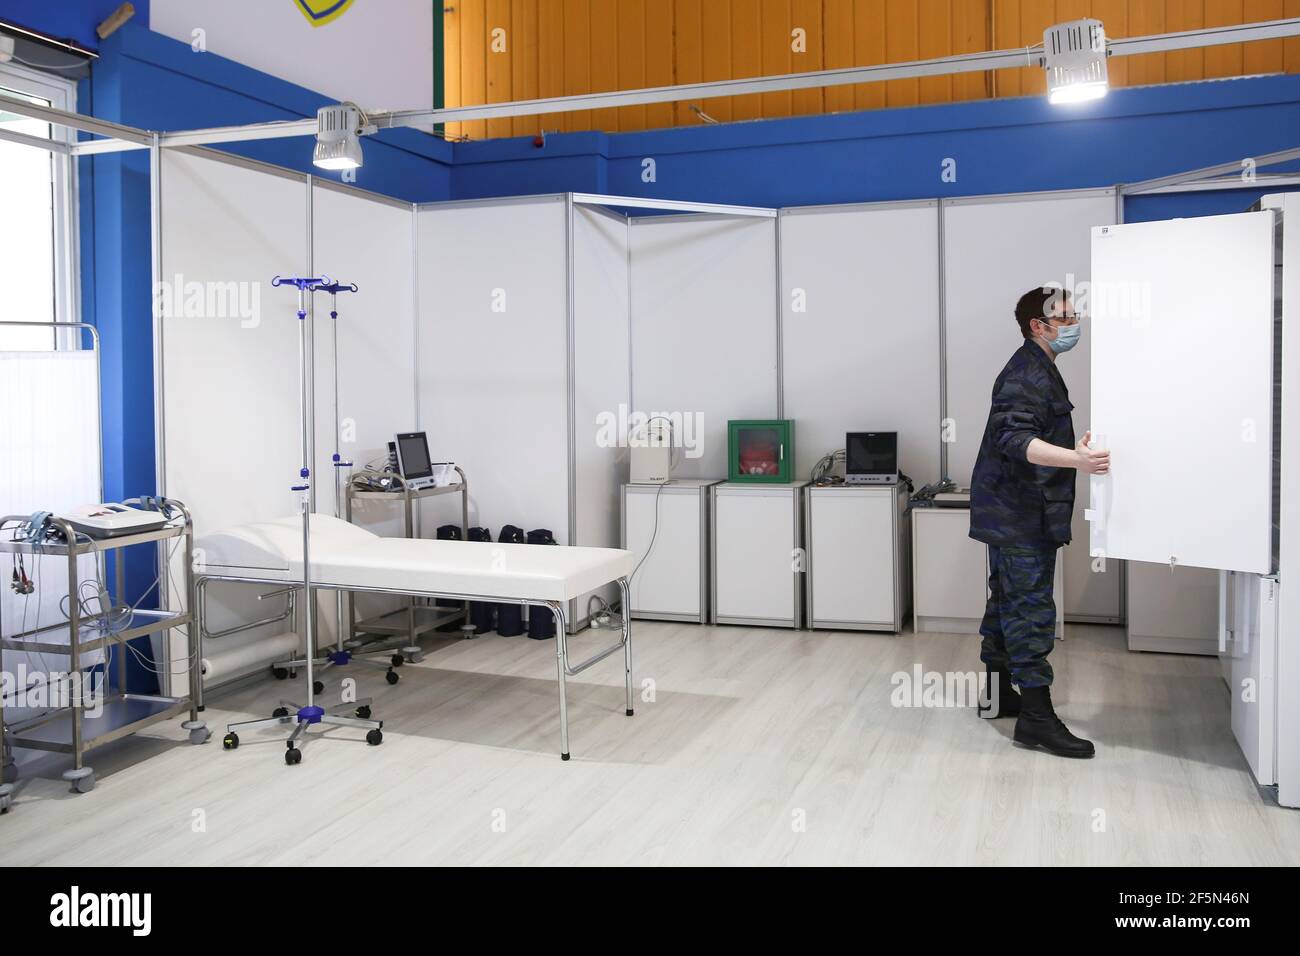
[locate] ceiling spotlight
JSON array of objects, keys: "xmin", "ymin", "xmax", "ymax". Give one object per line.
[
  {"xmin": 313, "ymin": 102, "xmax": 371, "ymax": 171},
  {"xmin": 1043, "ymin": 19, "xmax": 1109, "ymax": 105}
]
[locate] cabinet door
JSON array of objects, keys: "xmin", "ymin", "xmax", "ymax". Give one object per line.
[
  {"xmin": 1088, "ymin": 212, "xmax": 1276, "ymax": 573},
  {"xmin": 714, "ymin": 488, "xmax": 797, "ymax": 623},
  {"xmin": 625, "ymin": 488, "xmax": 702, "ymax": 618},
  {"xmin": 809, "ymin": 489, "xmax": 894, "ymax": 626}
]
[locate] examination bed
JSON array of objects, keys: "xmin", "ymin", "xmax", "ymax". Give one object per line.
[{"xmin": 195, "ymin": 514, "xmax": 635, "ymax": 759}]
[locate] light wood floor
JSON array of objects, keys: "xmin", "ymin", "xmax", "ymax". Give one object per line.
[{"xmin": 4, "ymin": 620, "xmax": 1298, "ymax": 865}]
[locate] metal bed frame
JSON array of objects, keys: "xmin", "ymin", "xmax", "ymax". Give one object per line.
[{"xmin": 194, "ymin": 570, "xmax": 634, "ymax": 760}]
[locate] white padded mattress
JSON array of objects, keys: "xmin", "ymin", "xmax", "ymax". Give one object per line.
[{"xmin": 196, "ymin": 514, "xmax": 634, "ymax": 603}]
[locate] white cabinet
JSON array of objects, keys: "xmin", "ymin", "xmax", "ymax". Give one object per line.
[
  {"xmin": 804, "ymin": 484, "xmax": 909, "ymax": 632},
  {"xmin": 1126, "ymin": 562, "xmax": 1219, "ymax": 656},
  {"xmin": 621, "ymin": 480, "xmax": 719, "ymax": 623},
  {"xmin": 912, "ymin": 507, "xmax": 1064, "ymax": 637},
  {"xmin": 911, "ymin": 509, "xmax": 988, "ymax": 634},
  {"xmin": 1220, "ymin": 571, "xmax": 1279, "ymax": 786},
  {"xmin": 710, "ymin": 482, "xmax": 807, "ymax": 628}
]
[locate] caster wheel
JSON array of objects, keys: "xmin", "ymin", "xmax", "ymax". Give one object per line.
[
  {"xmin": 272, "ymin": 667, "xmax": 289, "ymax": 680},
  {"xmin": 72, "ymin": 773, "xmax": 95, "ymax": 794},
  {"xmin": 366, "ymin": 729, "xmax": 383, "ymax": 746},
  {"xmin": 390, "ymin": 654, "xmax": 405, "ymax": 667},
  {"xmin": 189, "ymin": 727, "xmax": 211, "ymax": 745},
  {"xmin": 355, "ymin": 705, "xmax": 372, "ymax": 719},
  {"xmin": 313, "ymin": 680, "xmax": 325, "ymax": 695},
  {"xmin": 272, "ymin": 706, "xmax": 289, "ymax": 719},
  {"xmin": 285, "ymin": 747, "xmax": 302, "ymax": 766},
  {"xmin": 385, "ymin": 669, "xmax": 399, "ymax": 685},
  {"xmin": 223, "ymin": 733, "xmax": 240, "ymax": 750}
]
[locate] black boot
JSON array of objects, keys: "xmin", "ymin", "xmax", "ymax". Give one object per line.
[
  {"xmin": 977, "ymin": 666, "xmax": 1021, "ymax": 719},
  {"xmin": 1013, "ymin": 686, "xmax": 1095, "ymax": 758}
]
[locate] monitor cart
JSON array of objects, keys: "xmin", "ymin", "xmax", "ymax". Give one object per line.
[{"xmin": 343, "ymin": 467, "xmax": 471, "ymax": 658}]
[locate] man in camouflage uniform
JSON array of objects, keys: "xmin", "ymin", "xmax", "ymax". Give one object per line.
[{"xmin": 969, "ymin": 287, "xmax": 1110, "ymax": 758}]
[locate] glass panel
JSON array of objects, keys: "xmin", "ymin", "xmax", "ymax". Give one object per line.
[
  {"xmin": 736, "ymin": 426, "xmax": 782, "ymax": 477},
  {"xmin": 0, "ymin": 86, "xmax": 56, "ymax": 350}
]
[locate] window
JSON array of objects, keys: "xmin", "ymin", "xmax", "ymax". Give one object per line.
[{"xmin": 0, "ymin": 61, "xmax": 76, "ymax": 350}]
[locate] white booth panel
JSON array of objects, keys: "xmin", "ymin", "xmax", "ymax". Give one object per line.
[
  {"xmin": 160, "ymin": 151, "xmax": 307, "ymax": 536},
  {"xmin": 159, "ymin": 151, "xmax": 309, "ymax": 690},
  {"xmin": 630, "ymin": 216, "xmax": 778, "ymax": 479},
  {"xmin": 781, "ymin": 203, "xmax": 941, "ymax": 483},
  {"xmin": 712, "ymin": 483, "xmax": 804, "ymax": 626},
  {"xmin": 310, "ymin": 184, "xmax": 417, "ymax": 637},
  {"xmin": 943, "ymin": 189, "xmax": 1119, "ymax": 621},
  {"xmin": 310, "ymin": 183, "xmax": 415, "ymax": 539},
  {"xmin": 1089, "ymin": 212, "xmax": 1276, "ymax": 574},
  {"xmin": 572, "ymin": 204, "xmax": 632, "ymax": 618},
  {"xmin": 416, "ymin": 197, "xmax": 570, "ymax": 541}
]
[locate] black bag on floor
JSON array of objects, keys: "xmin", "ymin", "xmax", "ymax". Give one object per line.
[
  {"xmin": 495, "ymin": 525, "xmax": 526, "ymax": 636},
  {"xmin": 526, "ymin": 528, "xmax": 559, "ymax": 640},
  {"xmin": 466, "ymin": 526, "xmax": 496, "ymax": 633},
  {"xmin": 435, "ymin": 524, "xmax": 463, "ymax": 607}
]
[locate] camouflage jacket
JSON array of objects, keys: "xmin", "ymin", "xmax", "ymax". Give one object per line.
[{"xmin": 969, "ymin": 340, "xmax": 1076, "ymax": 548}]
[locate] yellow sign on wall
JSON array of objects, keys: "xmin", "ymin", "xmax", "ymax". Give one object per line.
[{"xmin": 294, "ymin": 0, "xmax": 355, "ymax": 28}]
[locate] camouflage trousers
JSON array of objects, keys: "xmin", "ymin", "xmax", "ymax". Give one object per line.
[{"xmin": 979, "ymin": 545, "xmax": 1058, "ymax": 688}]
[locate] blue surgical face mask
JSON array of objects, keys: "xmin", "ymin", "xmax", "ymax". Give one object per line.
[{"xmin": 1047, "ymin": 322, "xmax": 1081, "ymax": 354}]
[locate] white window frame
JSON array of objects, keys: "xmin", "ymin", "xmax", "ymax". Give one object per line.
[{"xmin": 0, "ymin": 60, "xmax": 79, "ymax": 344}]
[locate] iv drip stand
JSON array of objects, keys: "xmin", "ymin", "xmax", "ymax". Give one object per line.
[{"xmin": 220, "ymin": 276, "xmax": 383, "ymax": 764}]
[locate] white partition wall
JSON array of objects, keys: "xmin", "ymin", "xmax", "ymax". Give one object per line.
[
  {"xmin": 160, "ymin": 150, "xmax": 307, "ymax": 536},
  {"xmin": 415, "ymin": 196, "xmax": 570, "ymax": 542},
  {"xmin": 159, "ymin": 151, "xmax": 309, "ymax": 689},
  {"xmin": 780, "ymin": 201, "xmax": 942, "ymax": 483},
  {"xmin": 414, "ymin": 197, "xmax": 633, "ymax": 626},
  {"xmin": 310, "ymin": 182, "xmax": 416, "ymax": 532},
  {"xmin": 942, "ymin": 188, "xmax": 1119, "ymax": 622},
  {"xmin": 310, "ymin": 182, "xmax": 418, "ymax": 634},
  {"xmin": 159, "ymin": 151, "xmax": 420, "ymax": 680},
  {"xmin": 572, "ymin": 204, "xmax": 632, "ymax": 612},
  {"xmin": 630, "ymin": 215, "xmax": 778, "ymax": 478}
]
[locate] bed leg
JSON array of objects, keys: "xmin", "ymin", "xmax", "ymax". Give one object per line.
[
  {"xmin": 618, "ymin": 577, "xmax": 634, "ymax": 717},
  {"xmin": 551, "ymin": 600, "xmax": 570, "ymax": 760}
]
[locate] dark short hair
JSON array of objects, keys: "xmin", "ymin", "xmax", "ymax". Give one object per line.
[{"xmin": 1014, "ymin": 286, "xmax": 1069, "ymax": 339}]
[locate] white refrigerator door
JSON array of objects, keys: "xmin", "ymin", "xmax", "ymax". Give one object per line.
[
  {"xmin": 1223, "ymin": 573, "xmax": 1279, "ymax": 786},
  {"xmin": 1088, "ymin": 212, "xmax": 1276, "ymax": 574}
]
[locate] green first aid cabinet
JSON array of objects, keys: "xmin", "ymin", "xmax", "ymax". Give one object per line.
[{"xmin": 727, "ymin": 420, "xmax": 794, "ymax": 483}]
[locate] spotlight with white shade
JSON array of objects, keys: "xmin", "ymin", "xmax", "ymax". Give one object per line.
[
  {"xmin": 313, "ymin": 103, "xmax": 369, "ymax": 170},
  {"xmin": 1043, "ymin": 19, "xmax": 1109, "ymax": 105}
]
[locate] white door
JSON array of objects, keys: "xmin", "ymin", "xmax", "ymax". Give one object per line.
[
  {"xmin": 808, "ymin": 487, "xmax": 894, "ymax": 626},
  {"xmin": 1088, "ymin": 212, "xmax": 1277, "ymax": 574},
  {"xmin": 713, "ymin": 486, "xmax": 798, "ymax": 624},
  {"xmin": 1222, "ymin": 573, "xmax": 1278, "ymax": 786},
  {"xmin": 624, "ymin": 486, "xmax": 703, "ymax": 618}
]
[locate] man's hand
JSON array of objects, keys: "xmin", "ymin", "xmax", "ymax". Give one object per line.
[{"xmin": 1075, "ymin": 430, "xmax": 1110, "ymax": 475}]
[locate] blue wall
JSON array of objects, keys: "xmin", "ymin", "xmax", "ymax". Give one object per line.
[{"xmin": 449, "ymin": 73, "xmax": 1300, "ymax": 210}]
